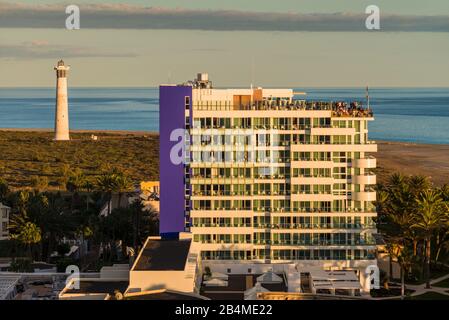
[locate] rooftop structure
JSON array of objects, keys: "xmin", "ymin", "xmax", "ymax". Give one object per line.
[
  {"xmin": 132, "ymin": 237, "xmax": 191, "ymax": 271},
  {"xmin": 308, "ymin": 269, "xmax": 361, "ymax": 296},
  {"xmin": 128, "ymin": 234, "xmax": 201, "ymax": 293}
]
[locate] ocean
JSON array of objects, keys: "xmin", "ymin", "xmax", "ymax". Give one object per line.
[{"xmin": 0, "ymin": 87, "xmax": 448, "ymax": 144}]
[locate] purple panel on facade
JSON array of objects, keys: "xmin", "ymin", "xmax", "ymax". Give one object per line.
[{"xmin": 159, "ymin": 85, "xmax": 192, "ymax": 236}]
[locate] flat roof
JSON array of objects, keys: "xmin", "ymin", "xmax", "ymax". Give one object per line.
[
  {"xmin": 64, "ymin": 280, "xmax": 128, "ymax": 295},
  {"xmin": 133, "ymin": 238, "xmax": 191, "ymax": 271}
]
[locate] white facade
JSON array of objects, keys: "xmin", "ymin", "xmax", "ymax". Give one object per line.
[
  {"xmin": 0, "ymin": 203, "xmax": 10, "ymax": 240},
  {"xmin": 186, "ymin": 79, "xmax": 378, "ymax": 294}
]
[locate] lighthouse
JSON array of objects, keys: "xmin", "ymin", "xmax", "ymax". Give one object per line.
[{"xmin": 54, "ymin": 60, "xmax": 70, "ymax": 141}]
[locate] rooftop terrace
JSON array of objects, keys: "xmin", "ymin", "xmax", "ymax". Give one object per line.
[{"xmin": 194, "ymin": 99, "xmax": 373, "ymax": 117}]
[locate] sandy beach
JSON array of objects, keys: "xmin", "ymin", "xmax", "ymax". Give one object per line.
[{"xmin": 376, "ymin": 141, "xmax": 449, "ymax": 186}]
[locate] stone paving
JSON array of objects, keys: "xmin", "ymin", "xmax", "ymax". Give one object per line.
[{"xmin": 370, "ymin": 272, "xmax": 449, "ymax": 300}]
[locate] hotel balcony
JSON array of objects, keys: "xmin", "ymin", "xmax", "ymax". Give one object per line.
[
  {"xmin": 352, "ymin": 173, "xmax": 377, "ymax": 185},
  {"xmin": 291, "ymin": 176, "xmax": 333, "ymax": 184},
  {"xmin": 352, "ymin": 189, "xmax": 377, "ymax": 202},
  {"xmin": 309, "ymin": 126, "xmax": 356, "ymax": 135},
  {"xmin": 290, "ymin": 143, "xmax": 377, "ymax": 153},
  {"xmin": 353, "ymin": 156, "xmax": 377, "ymax": 169},
  {"xmin": 291, "ymin": 160, "xmax": 333, "ymax": 169},
  {"xmin": 290, "ymin": 193, "xmax": 334, "ymax": 201},
  {"xmin": 253, "ymin": 223, "xmax": 376, "ymax": 230},
  {"xmin": 253, "ymin": 240, "xmax": 377, "ymax": 246}
]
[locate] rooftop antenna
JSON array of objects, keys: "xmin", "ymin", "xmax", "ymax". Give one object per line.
[
  {"xmin": 250, "ymin": 57, "xmax": 255, "ymax": 104},
  {"xmin": 366, "ymin": 85, "xmax": 370, "ymax": 109}
]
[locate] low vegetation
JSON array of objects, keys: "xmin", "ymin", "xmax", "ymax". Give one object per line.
[{"xmin": 0, "ymin": 130, "xmax": 159, "ymax": 190}]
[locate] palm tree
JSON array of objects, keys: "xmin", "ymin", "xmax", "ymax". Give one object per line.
[
  {"xmin": 66, "ymin": 169, "xmax": 87, "ymax": 193},
  {"xmin": 377, "ymin": 176, "xmax": 418, "ymax": 280},
  {"xmin": 440, "ymin": 184, "xmax": 449, "ymax": 202},
  {"xmin": 115, "ymin": 173, "xmax": 132, "ymax": 209},
  {"xmin": 59, "ymin": 163, "xmax": 72, "ymax": 190},
  {"xmin": 387, "ymin": 173, "xmax": 407, "ymax": 190},
  {"xmin": 9, "ymin": 214, "xmax": 42, "ymax": 259},
  {"xmin": 66, "ymin": 169, "xmax": 87, "ymax": 212},
  {"xmin": 96, "ymin": 172, "xmax": 118, "ymax": 216},
  {"xmin": 413, "ymin": 189, "xmax": 446, "ymax": 288},
  {"xmin": 96, "ymin": 169, "xmax": 132, "ymax": 215},
  {"xmin": 408, "ymin": 175, "xmax": 431, "ymax": 196},
  {"xmin": 0, "ymin": 178, "xmax": 9, "ymax": 203},
  {"xmin": 392, "ymin": 244, "xmax": 414, "ymax": 299}
]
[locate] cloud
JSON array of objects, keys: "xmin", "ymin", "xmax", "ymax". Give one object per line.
[
  {"xmin": 0, "ymin": 40, "xmax": 138, "ymax": 59},
  {"xmin": 0, "ymin": 2, "xmax": 448, "ymax": 32}
]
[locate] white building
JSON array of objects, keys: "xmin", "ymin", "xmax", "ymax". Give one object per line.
[
  {"xmin": 160, "ymin": 74, "xmax": 379, "ymax": 294},
  {"xmin": 0, "ymin": 203, "xmax": 10, "ymax": 240}
]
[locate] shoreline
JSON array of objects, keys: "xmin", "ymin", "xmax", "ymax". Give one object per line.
[{"xmin": 0, "ymin": 128, "xmax": 158, "ymax": 135}]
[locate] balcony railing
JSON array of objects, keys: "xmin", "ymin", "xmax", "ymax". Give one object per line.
[
  {"xmin": 253, "ymin": 239, "xmax": 377, "ymax": 246},
  {"xmin": 193, "ymin": 100, "xmax": 373, "ymax": 118},
  {"xmin": 253, "ymin": 223, "xmax": 375, "ymax": 230}
]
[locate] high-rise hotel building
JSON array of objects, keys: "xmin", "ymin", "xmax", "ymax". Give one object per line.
[{"xmin": 160, "ymin": 74, "xmax": 377, "ymax": 290}]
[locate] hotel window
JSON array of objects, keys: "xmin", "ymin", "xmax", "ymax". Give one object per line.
[
  {"xmin": 232, "ymin": 251, "xmax": 246, "ymax": 260},
  {"xmin": 185, "ymin": 96, "xmax": 190, "ymax": 110},
  {"xmin": 295, "ymin": 216, "xmax": 311, "ymax": 228},
  {"xmin": 313, "ymin": 168, "xmax": 330, "ymax": 177},
  {"xmin": 294, "ymin": 250, "xmax": 311, "ymax": 260},
  {"xmin": 298, "ymin": 233, "xmax": 311, "ymax": 245},
  {"xmin": 201, "ymin": 251, "xmax": 212, "ymax": 260},
  {"xmin": 233, "ymin": 234, "xmax": 251, "ymax": 244},
  {"xmin": 234, "ymin": 217, "xmax": 251, "ymax": 227},
  {"xmin": 333, "ymin": 250, "xmax": 347, "ymax": 260},
  {"xmin": 273, "ymin": 200, "xmax": 290, "ymax": 212},
  {"xmin": 333, "ymin": 152, "xmax": 347, "ymax": 163},
  {"xmin": 313, "ymin": 117, "xmax": 331, "ymax": 128},
  {"xmin": 312, "ymin": 152, "xmax": 328, "ymax": 161}
]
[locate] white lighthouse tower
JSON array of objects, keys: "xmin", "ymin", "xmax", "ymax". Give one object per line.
[{"xmin": 54, "ymin": 60, "xmax": 70, "ymax": 141}]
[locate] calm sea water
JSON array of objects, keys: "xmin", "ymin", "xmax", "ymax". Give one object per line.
[{"xmin": 0, "ymin": 87, "xmax": 448, "ymax": 144}]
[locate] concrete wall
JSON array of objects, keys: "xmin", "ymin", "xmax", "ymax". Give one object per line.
[{"xmin": 129, "ymin": 270, "xmax": 194, "ymax": 293}]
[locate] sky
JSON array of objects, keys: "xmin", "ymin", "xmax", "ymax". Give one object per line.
[{"xmin": 1, "ymin": 1, "xmax": 449, "ymax": 87}]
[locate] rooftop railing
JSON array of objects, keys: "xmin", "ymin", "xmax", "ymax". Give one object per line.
[{"xmin": 193, "ymin": 100, "xmax": 374, "ymax": 117}]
